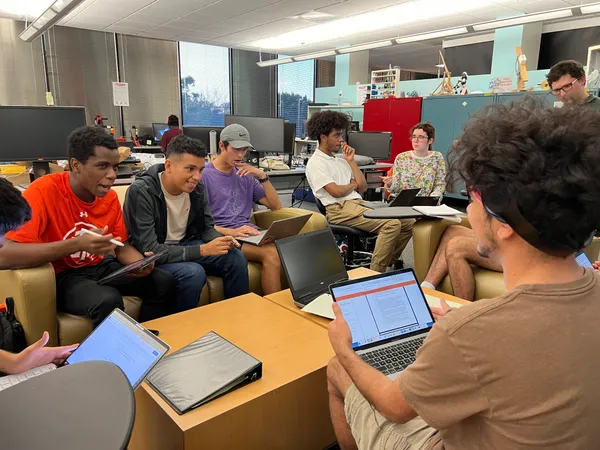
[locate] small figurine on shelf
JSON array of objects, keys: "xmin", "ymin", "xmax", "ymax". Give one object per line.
[{"xmin": 453, "ymin": 72, "xmax": 469, "ymax": 95}]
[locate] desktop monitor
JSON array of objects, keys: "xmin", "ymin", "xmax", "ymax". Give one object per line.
[
  {"xmin": 347, "ymin": 131, "xmax": 392, "ymax": 161},
  {"xmin": 283, "ymin": 122, "xmax": 296, "ymax": 155},
  {"xmin": 182, "ymin": 126, "xmax": 224, "ymax": 154},
  {"xmin": 152, "ymin": 123, "xmax": 170, "ymax": 143},
  {"xmin": 224, "ymin": 115, "xmax": 284, "ymax": 153}
]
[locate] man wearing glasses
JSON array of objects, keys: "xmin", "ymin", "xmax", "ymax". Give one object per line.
[{"xmin": 547, "ymin": 60, "xmax": 600, "ymax": 112}]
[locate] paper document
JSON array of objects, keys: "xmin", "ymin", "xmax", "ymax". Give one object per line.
[
  {"xmin": 413, "ymin": 205, "xmax": 463, "ymax": 216},
  {"xmin": 425, "ymin": 294, "xmax": 464, "ymax": 310},
  {"xmin": 301, "ymin": 294, "xmax": 335, "ymax": 320}
]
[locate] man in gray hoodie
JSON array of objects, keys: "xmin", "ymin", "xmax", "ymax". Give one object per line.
[{"xmin": 123, "ymin": 135, "xmax": 249, "ymax": 311}]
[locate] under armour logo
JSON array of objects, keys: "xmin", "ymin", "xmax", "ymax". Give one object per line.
[{"xmin": 79, "ymin": 212, "xmax": 88, "ymax": 218}]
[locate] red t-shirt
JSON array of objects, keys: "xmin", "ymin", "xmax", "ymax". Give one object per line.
[
  {"xmin": 6, "ymin": 172, "xmax": 128, "ymax": 274},
  {"xmin": 160, "ymin": 128, "xmax": 183, "ymax": 152}
]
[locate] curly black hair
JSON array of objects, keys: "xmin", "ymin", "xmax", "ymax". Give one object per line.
[
  {"xmin": 68, "ymin": 126, "xmax": 118, "ymax": 168},
  {"xmin": 307, "ymin": 110, "xmax": 350, "ymax": 143},
  {"xmin": 166, "ymin": 135, "xmax": 207, "ymax": 159},
  {"xmin": 546, "ymin": 60, "xmax": 586, "ymax": 85},
  {"xmin": 448, "ymin": 100, "xmax": 600, "ymax": 254},
  {"xmin": 0, "ymin": 178, "xmax": 32, "ymax": 235}
]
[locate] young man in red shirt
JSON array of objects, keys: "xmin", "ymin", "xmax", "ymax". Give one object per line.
[
  {"xmin": 1, "ymin": 127, "xmax": 176, "ymax": 327},
  {"xmin": 160, "ymin": 114, "xmax": 183, "ymax": 152}
]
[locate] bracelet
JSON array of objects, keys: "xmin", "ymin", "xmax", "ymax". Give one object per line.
[{"xmin": 258, "ymin": 174, "xmax": 270, "ymax": 183}]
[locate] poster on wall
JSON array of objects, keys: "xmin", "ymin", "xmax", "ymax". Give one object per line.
[
  {"xmin": 112, "ymin": 82, "xmax": 130, "ymax": 107},
  {"xmin": 357, "ymin": 84, "xmax": 370, "ymax": 104},
  {"xmin": 489, "ymin": 77, "xmax": 513, "ymax": 93}
]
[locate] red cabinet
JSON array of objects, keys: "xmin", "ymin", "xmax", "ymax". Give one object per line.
[{"xmin": 363, "ymin": 98, "xmax": 422, "ymax": 163}]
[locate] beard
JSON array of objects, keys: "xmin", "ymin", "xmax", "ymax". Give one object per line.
[{"xmin": 477, "ymin": 218, "xmax": 497, "ymax": 258}]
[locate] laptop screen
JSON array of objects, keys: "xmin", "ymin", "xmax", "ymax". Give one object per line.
[
  {"xmin": 331, "ymin": 271, "xmax": 434, "ymax": 349},
  {"xmin": 65, "ymin": 309, "xmax": 169, "ymax": 388},
  {"xmin": 276, "ymin": 229, "xmax": 347, "ymax": 298},
  {"xmin": 576, "ymin": 251, "xmax": 593, "ymax": 268}
]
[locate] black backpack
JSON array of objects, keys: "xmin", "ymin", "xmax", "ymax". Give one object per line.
[{"xmin": 0, "ymin": 297, "xmax": 27, "ymax": 353}]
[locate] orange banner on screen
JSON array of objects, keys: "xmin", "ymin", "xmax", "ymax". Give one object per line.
[{"xmin": 336, "ymin": 280, "xmax": 416, "ymax": 301}]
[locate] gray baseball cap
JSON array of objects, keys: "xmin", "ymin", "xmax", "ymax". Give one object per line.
[{"xmin": 220, "ymin": 124, "xmax": 254, "ymax": 149}]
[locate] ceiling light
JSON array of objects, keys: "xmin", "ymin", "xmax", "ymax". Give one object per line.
[
  {"xmin": 581, "ymin": 3, "xmax": 600, "ymax": 14},
  {"xmin": 337, "ymin": 41, "xmax": 393, "ymax": 54},
  {"xmin": 0, "ymin": 0, "xmax": 53, "ymax": 19},
  {"xmin": 257, "ymin": 57, "xmax": 294, "ymax": 67},
  {"xmin": 293, "ymin": 50, "xmax": 337, "ymax": 61},
  {"xmin": 290, "ymin": 11, "xmax": 335, "ymax": 21},
  {"xmin": 473, "ymin": 9, "xmax": 573, "ymax": 31},
  {"xmin": 19, "ymin": 0, "xmax": 86, "ymax": 41},
  {"xmin": 395, "ymin": 27, "xmax": 468, "ymax": 44}
]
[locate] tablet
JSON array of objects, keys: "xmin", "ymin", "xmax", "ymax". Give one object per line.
[
  {"xmin": 576, "ymin": 250, "xmax": 593, "ymax": 268},
  {"xmin": 98, "ymin": 250, "xmax": 169, "ymax": 285}
]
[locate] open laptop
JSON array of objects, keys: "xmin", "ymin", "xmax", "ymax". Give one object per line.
[
  {"xmin": 329, "ymin": 269, "xmax": 435, "ymax": 379},
  {"xmin": 237, "ymin": 214, "xmax": 312, "ymax": 246},
  {"xmin": 362, "ymin": 188, "xmax": 421, "ymax": 209},
  {"xmin": 0, "ymin": 309, "xmax": 169, "ymax": 392},
  {"xmin": 276, "ymin": 228, "xmax": 348, "ymax": 307}
]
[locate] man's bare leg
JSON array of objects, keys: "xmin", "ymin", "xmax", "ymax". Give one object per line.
[
  {"xmin": 446, "ymin": 236, "xmax": 503, "ymax": 301},
  {"xmin": 424, "ymin": 226, "xmax": 475, "ymax": 287},
  {"xmin": 241, "ymin": 243, "xmax": 282, "ymax": 294},
  {"xmin": 327, "ymin": 357, "xmax": 358, "ymax": 450}
]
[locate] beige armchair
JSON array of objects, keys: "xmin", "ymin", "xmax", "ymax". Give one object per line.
[
  {"xmin": 0, "ymin": 185, "xmax": 327, "ymax": 346},
  {"xmin": 413, "ymin": 218, "xmax": 600, "ymax": 301}
]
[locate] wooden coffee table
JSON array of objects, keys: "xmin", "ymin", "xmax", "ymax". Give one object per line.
[{"xmin": 129, "ymin": 293, "xmax": 336, "ymax": 450}]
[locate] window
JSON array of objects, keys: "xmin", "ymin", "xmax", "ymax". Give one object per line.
[
  {"xmin": 277, "ymin": 56, "xmax": 315, "ymax": 137},
  {"xmin": 179, "ymin": 42, "xmax": 231, "ymax": 126}
]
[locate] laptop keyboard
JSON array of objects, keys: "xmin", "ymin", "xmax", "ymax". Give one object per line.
[
  {"xmin": 0, "ymin": 363, "xmax": 56, "ymax": 392},
  {"xmin": 360, "ymin": 335, "xmax": 426, "ymax": 376}
]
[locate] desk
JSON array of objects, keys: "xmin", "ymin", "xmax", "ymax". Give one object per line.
[{"xmin": 130, "ymin": 293, "xmax": 336, "ymax": 450}]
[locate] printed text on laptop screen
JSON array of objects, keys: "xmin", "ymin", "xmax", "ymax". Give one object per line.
[{"xmin": 332, "ymin": 272, "xmax": 434, "ymax": 348}]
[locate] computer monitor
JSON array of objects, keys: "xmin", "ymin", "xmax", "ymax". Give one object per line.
[
  {"xmin": 224, "ymin": 115, "xmax": 284, "ymax": 153},
  {"xmin": 284, "ymin": 122, "xmax": 296, "ymax": 155},
  {"xmin": 152, "ymin": 123, "xmax": 170, "ymax": 143},
  {"xmin": 182, "ymin": 126, "xmax": 224, "ymax": 154},
  {"xmin": 347, "ymin": 131, "xmax": 392, "ymax": 161},
  {"xmin": 0, "ymin": 105, "xmax": 86, "ymax": 178}
]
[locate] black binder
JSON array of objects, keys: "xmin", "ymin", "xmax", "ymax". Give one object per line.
[{"xmin": 146, "ymin": 331, "xmax": 262, "ymax": 414}]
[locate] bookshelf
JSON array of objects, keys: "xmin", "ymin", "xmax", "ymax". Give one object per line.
[{"xmin": 371, "ymin": 68, "xmax": 400, "ymax": 99}]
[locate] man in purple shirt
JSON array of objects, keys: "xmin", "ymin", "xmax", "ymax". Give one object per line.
[{"xmin": 202, "ymin": 124, "xmax": 283, "ymax": 294}]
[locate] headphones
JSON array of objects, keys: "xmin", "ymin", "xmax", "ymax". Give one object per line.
[{"xmin": 480, "ymin": 186, "xmax": 595, "ymax": 256}]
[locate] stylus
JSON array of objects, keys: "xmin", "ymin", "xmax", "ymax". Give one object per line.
[{"xmin": 80, "ymin": 228, "xmax": 125, "ymax": 247}]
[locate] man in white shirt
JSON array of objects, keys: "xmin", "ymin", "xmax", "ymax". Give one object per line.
[{"xmin": 305, "ymin": 111, "xmax": 413, "ymax": 273}]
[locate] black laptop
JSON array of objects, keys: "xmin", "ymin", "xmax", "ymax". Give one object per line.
[
  {"xmin": 362, "ymin": 188, "xmax": 420, "ymax": 209},
  {"xmin": 276, "ymin": 228, "xmax": 348, "ymax": 307}
]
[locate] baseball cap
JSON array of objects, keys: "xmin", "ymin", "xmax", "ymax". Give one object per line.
[{"xmin": 220, "ymin": 124, "xmax": 254, "ymax": 149}]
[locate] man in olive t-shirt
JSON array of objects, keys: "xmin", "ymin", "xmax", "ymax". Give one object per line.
[
  {"xmin": 326, "ymin": 102, "xmax": 600, "ymax": 450},
  {"xmin": 547, "ymin": 60, "xmax": 600, "ymax": 113}
]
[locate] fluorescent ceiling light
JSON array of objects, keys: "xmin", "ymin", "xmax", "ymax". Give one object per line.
[
  {"xmin": 581, "ymin": 3, "xmax": 600, "ymax": 14},
  {"xmin": 257, "ymin": 57, "xmax": 293, "ymax": 67},
  {"xmin": 293, "ymin": 50, "xmax": 337, "ymax": 61},
  {"xmin": 251, "ymin": 0, "xmax": 495, "ymax": 50},
  {"xmin": 473, "ymin": 9, "xmax": 573, "ymax": 31},
  {"xmin": 395, "ymin": 27, "xmax": 468, "ymax": 44},
  {"xmin": 337, "ymin": 41, "xmax": 393, "ymax": 54},
  {"xmin": 0, "ymin": 0, "xmax": 53, "ymax": 19},
  {"xmin": 19, "ymin": 0, "xmax": 86, "ymax": 41},
  {"xmin": 290, "ymin": 11, "xmax": 335, "ymax": 21}
]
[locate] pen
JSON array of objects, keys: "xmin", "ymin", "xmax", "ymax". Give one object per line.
[{"xmin": 80, "ymin": 228, "xmax": 125, "ymax": 247}]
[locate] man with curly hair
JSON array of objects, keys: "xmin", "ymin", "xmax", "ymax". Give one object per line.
[
  {"xmin": 327, "ymin": 102, "xmax": 600, "ymax": 449},
  {"xmin": 305, "ymin": 110, "xmax": 414, "ymax": 273}
]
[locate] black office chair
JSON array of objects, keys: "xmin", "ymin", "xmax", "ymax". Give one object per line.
[{"xmin": 314, "ymin": 197, "xmax": 374, "ymax": 269}]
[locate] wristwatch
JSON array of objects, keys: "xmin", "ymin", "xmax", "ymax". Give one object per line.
[{"xmin": 258, "ymin": 174, "xmax": 270, "ymax": 183}]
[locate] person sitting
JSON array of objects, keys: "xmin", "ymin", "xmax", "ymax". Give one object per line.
[
  {"xmin": 0, "ymin": 177, "xmax": 79, "ymax": 374},
  {"xmin": 201, "ymin": 124, "xmax": 283, "ymax": 295},
  {"xmin": 305, "ymin": 110, "xmax": 413, "ymax": 273},
  {"xmin": 326, "ymin": 101, "xmax": 600, "ymax": 450},
  {"xmin": 160, "ymin": 114, "xmax": 183, "ymax": 152},
  {"xmin": 1, "ymin": 126, "xmax": 176, "ymax": 327},
  {"xmin": 382, "ymin": 122, "xmax": 446, "ymax": 198},
  {"xmin": 124, "ymin": 135, "xmax": 249, "ymax": 311}
]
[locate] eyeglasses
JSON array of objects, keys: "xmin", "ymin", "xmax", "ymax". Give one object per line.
[
  {"xmin": 551, "ymin": 79, "xmax": 579, "ymax": 96},
  {"xmin": 411, "ymin": 135, "xmax": 429, "ymax": 141}
]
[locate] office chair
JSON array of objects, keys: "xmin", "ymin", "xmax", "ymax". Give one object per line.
[{"xmin": 314, "ymin": 198, "xmax": 374, "ymax": 269}]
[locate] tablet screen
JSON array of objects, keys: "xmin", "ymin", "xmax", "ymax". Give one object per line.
[
  {"xmin": 576, "ymin": 251, "xmax": 593, "ymax": 268},
  {"xmin": 97, "ymin": 250, "xmax": 168, "ymax": 285},
  {"xmin": 65, "ymin": 309, "xmax": 169, "ymax": 389}
]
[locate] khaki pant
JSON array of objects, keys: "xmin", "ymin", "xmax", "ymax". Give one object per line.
[
  {"xmin": 326, "ymin": 200, "xmax": 414, "ymax": 273},
  {"xmin": 345, "ymin": 384, "xmax": 439, "ymax": 450}
]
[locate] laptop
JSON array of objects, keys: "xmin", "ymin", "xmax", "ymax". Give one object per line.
[
  {"xmin": 0, "ymin": 309, "xmax": 170, "ymax": 392},
  {"xmin": 237, "ymin": 214, "xmax": 312, "ymax": 246},
  {"xmin": 411, "ymin": 196, "xmax": 440, "ymax": 207},
  {"xmin": 276, "ymin": 228, "xmax": 348, "ymax": 307},
  {"xmin": 329, "ymin": 269, "xmax": 435, "ymax": 379},
  {"xmin": 362, "ymin": 188, "xmax": 421, "ymax": 209}
]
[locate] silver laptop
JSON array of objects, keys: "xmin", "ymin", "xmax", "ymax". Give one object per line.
[
  {"xmin": 329, "ymin": 269, "xmax": 435, "ymax": 379},
  {"xmin": 237, "ymin": 214, "xmax": 311, "ymax": 246},
  {"xmin": 362, "ymin": 188, "xmax": 421, "ymax": 209}
]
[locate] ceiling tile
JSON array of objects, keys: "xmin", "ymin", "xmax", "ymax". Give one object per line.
[
  {"xmin": 179, "ymin": 30, "xmax": 222, "ymax": 40},
  {"xmin": 124, "ymin": 12, "xmax": 167, "ymax": 26},
  {"xmin": 510, "ymin": 0, "xmax": 572, "ymax": 14},
  {"xmin": 162, "ymin": 18, "xmax": 203, "ymax": 30}
]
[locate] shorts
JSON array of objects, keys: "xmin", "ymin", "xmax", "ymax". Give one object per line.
[{"xmin": 344, "ymin": 384, "xmax": 439, "ymax": 450}]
